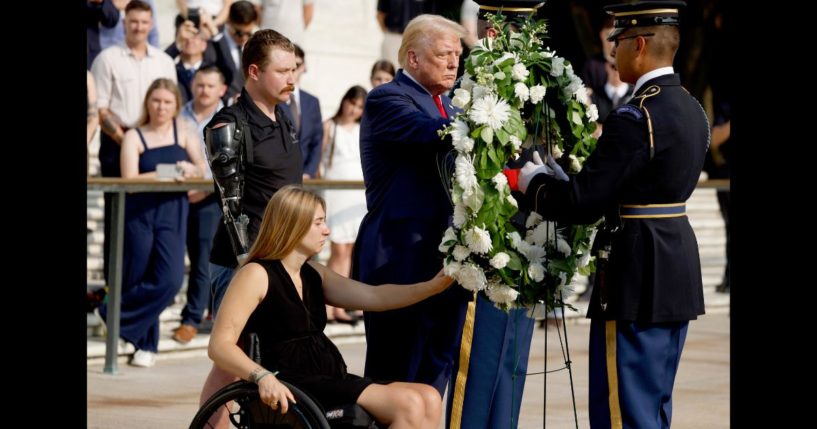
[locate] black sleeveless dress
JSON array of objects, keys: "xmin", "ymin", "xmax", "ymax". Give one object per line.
[{"xmin": 242, "ymin": 259, "xmax": 385, "ymax": 408}]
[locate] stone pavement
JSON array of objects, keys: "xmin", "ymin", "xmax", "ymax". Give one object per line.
[{"xmin": 87, "ymin": 297, "xmax": 729, "ymax": 428}]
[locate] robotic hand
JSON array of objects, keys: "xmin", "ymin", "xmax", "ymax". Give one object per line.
[{"xmin": 205, "ymin": 122, "xmax": 250, "ymax": 263}]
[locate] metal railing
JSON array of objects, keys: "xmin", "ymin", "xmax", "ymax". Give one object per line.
[{"xmin": 86, "ymin": 177, "xmax": 729, "ymax": 374}]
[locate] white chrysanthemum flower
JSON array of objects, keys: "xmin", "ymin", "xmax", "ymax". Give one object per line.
[
  {"xmin": 450, "ymin": 119, "xmax": 470, "ymax": 142},
  {"xmin": 526, "ymin": 211, "xmax": 543, "ymax": 228},
  {"xmin": 542, "ymin": 50, "xmax": 554, "ymax": 58},
  {"xmin": 586, "ymin": 104, "xmax": 599, "ymax": 122},
  {"xmin": 550, "ymin": 56, "xmax": 565, "ymax": 77},
  {"xmin": 491, "ymin": 172, "xmax": 507, "ymax": 192},
  {"xmin": 528, "ymin": 262, "xmax": 545, "ymax": 282},
  {"xmin": 511, "ymin": 63, "xmax": 529, "ymax": 81},
  {"xmin": 551, "ymin": 145, "xmax": 563, "ymax": 159},
  {"xmin": 452, "ymin": 88, "xmax": 471, "ymax": 109},
  {"xmin": 453, "ymin": 136, "xmax": 474, "ymax": 154},
  {"xmin": 528, "ymin": 221, "xmax": 549, "ymax": 246},
  {"xmin": 578, "ymin": 252, "xmax": 591, "ymax": 268},
  {"xmin": 469, "ymin": 94, "xmax": 511, "ymax": 130},
  {"xmin": 557, "ymin": 237, "xmax": 571, "ymax": 256},
  {"xmin": 526, "ymin": 303, "xmax": 547, "ymax": 319},
  {"xmin": 465, "ymin": 225, "xmax": 492, "ymax": 254},
  {"xmin": 506, "ymin": 194, "xmax": 518, "ymax": 208},
  {"xmin": 514, "ymin": 82, "xmax": 530, "ymax": 102},
  {"xmin": 455, "ymin": 154, "xmax": 478, "ymax": 191},
  {"xmin": 529, "ymin": 85, "xmax": 547, "ymax": 104},
  {"xmin": 460, "ymin": 73, "xmax": 475, "ymax": 91},
  {"xmin": 565, "ymin": 80, "xmax": 581, "ymax": 99},
  {"xmin": 486, "ymin": 283, "xmax": 520, "ymax": 305},
  {"xmin": 558, "ymin": 272, "xmax": 568, "ymax": 286},
  {"xmin": 518, "ymin": 240, "xmax": 546, "ymax": 264},
  {"xmin": 489, "ymin": 252, "xmax": 510, "ymax": 269},
  {"xmin": 510, "ymin": 135, "xmax": 522, "ymax": 151},
  {"xmin": 565, "ymin": 63, "xmax": 576, "ymax": 79},
  {"xmin": 575, "ymin": 85, "xmax": 590, "ymax": 106},
  {"xmin": 507, "ymin": 231, "xmax": 522, "ymax": 249},
  {"xmin": 472, "ymin": 84, "xmax": 491, "ymax": 101},
  {"xmin": 569, "ymin": 154, "xmax": 582, "ymax": 173},
  {"xmin": 453, "ymin": 245, "xmax": 471, "ymax": 262},
  {"xmin": 453, "ymin": 203, "xmax": 468, "ymax": 228},
  {"xmin": 458, "ymin": 263, "xmax": 488, "ymax": 291},
  {"xmin": 439, "ymin": 227, "xmax": 457, "ymax": 252},
  {"xmin": 444, "ymin": 260, "xmax": 462, "ymax": 278}
]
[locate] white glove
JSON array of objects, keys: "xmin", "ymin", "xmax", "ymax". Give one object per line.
[
  {"xmin": 545, "ymin": 153, "xmax": 569, "ymax": 182},
  {"xmin": 518, "ymin": 151, "xmax": 553, "ymax": 193}
]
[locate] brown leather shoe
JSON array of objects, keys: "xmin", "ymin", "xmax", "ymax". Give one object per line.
[{"xmin": 172, "ymin": 324, "xmax": 198, "ymax": 344}]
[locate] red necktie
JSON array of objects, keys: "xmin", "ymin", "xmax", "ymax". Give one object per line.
[{"xmin": 434, "ymin": 95, "xmax": 448, "ymax": 119}]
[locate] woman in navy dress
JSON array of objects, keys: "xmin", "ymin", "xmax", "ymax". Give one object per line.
[
  {"xmin": 98, "ymin": 78, "xmax": 207, "ymax": 367},
  {"xmin": 208, "ymin": 186, "xmax": 453, "ymax": 428}
]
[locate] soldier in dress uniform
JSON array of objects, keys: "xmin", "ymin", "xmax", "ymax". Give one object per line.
[{"xmin": 513, "ymin": 1, "xmax": 709, "ymax": 427}]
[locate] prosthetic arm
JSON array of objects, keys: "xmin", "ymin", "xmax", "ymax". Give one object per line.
[{"xmin": 205, "ymin": 122, "xmax": 250, "ymax": 264}]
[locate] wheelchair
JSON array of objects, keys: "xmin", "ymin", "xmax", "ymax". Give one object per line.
[{"xmin": 189, "ymin": 334, "xmax": 380, "ymax": 429}]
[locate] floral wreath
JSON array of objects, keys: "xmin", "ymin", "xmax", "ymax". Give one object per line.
[{"xmin": 438, "ymin": 13, "xmax": 600, "ymax": 313}]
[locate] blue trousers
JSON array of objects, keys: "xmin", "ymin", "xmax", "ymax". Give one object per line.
[
  {"xmin": 446, "ymin": 294, "xmax": 535, "ymax": 429},
  {"xmin": 588, "ymin": 318, "xmax": 689, "ymax": 429},
  {"xmin": 180, "ymin": 195, "xmax": 220, "ymax": 327},
  {"xmin": 209, "ymin": 262, "xmax": 235, "ymax": 317},
  {"xmin": 100, "ymin": 194, "xmax": 188, "ymax": 352}
]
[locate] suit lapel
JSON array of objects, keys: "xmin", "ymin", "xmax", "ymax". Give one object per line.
[{"xmin": 396, "ymin": 70, "xmax": 446, "ymax": 119}]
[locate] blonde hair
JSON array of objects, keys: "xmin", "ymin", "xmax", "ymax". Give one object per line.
[
  {"xmin": 138, "ymin": 78, "xmax": 182, "ymax": 126},
  {"xmin": 398, "ymin": 14, "xmax": 467, "ymax": 68},
  {"xmin": 243, "ymin": 186, "xmax": 326, "ymax": 265}
]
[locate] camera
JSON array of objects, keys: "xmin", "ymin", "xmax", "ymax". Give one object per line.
[{"xmin": 187, "ymin": 7, "xmax": 201, "ymax": 28}]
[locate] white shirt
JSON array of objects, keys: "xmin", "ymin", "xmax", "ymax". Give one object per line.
[
  {"xmin": 402, "ymin": 70, "xmax": 432, "ymax": 96},
  {"xmin": 633, "ymin": 66, "xmax": 674, "ymax": 95},
  {"xmin": 91, "ymin": 43, "xmax": 178, "ymax": 127}
]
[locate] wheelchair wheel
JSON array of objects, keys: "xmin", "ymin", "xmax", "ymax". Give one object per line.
[{"xmin": 189, "ymin": 380, "xmax": 331, "ymax": 429}]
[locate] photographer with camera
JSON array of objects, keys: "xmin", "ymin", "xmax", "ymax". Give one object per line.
[{"xmin": 176, "ymin": 0, "xmax": 233, "ymax": 32}]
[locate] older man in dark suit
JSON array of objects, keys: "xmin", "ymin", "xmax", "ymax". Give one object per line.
[
  {"xmin": 515, "ymin": 2, "xmax": 707, "ymax": 427},
  {"xmin": 351, "ymin": 14, "xmax": 469, "ymax": 396}
]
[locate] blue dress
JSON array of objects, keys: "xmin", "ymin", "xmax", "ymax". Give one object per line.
[{"xmin": 99, "ymin": 120, "xmax": 190, "ymax": 352}]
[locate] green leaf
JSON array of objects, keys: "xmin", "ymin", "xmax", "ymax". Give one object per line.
[
  {"xmin": 496, "ymin": 127, "xmax": 510, "ymax": 145},
  {"xmin": 481, "ymin": 126, "xmax": 494, "ymax": 144}
]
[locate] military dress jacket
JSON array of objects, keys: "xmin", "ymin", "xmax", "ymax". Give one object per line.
[{"xmin": 523, "ymin": 73, "xmax": 709, "ymax": 322}]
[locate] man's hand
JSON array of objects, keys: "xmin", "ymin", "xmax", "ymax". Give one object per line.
[
  {"xmin": 518, "ymin": 151, "xmax": 552, "ymax": 193},
  {"xmin": 545, "ymin": 153, "xmax": 569, "ymax": 182}
]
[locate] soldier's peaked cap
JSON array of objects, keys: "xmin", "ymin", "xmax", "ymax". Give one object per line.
[
  {"xmin": 475, "ymin": 1, "xmax": 546, "ymax": 19},
  {"xmin": 604, "ymin": 1, "xmax": 686, "ymax": 41}
]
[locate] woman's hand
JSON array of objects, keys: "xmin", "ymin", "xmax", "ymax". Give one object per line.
[
  {"xmin": 430, "ymin": 268, "xmax": 455, "ymax": 293},
  {"xmin": 175, "ymin": 160, "xmax": 201, "ymax": 180},
  {"xmin": 257, "ymin": 375, "xmax": 297, "ymax": 413}
]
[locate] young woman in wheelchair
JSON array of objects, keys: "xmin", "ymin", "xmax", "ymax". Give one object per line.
[{"xmin": 208, "ymin": 185, "xmax": 454, "ymax": 428}]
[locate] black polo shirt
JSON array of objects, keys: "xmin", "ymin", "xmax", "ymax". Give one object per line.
[{"xmin": 208, "ymin": 88, "xmax": 303, "ymax": 267}]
